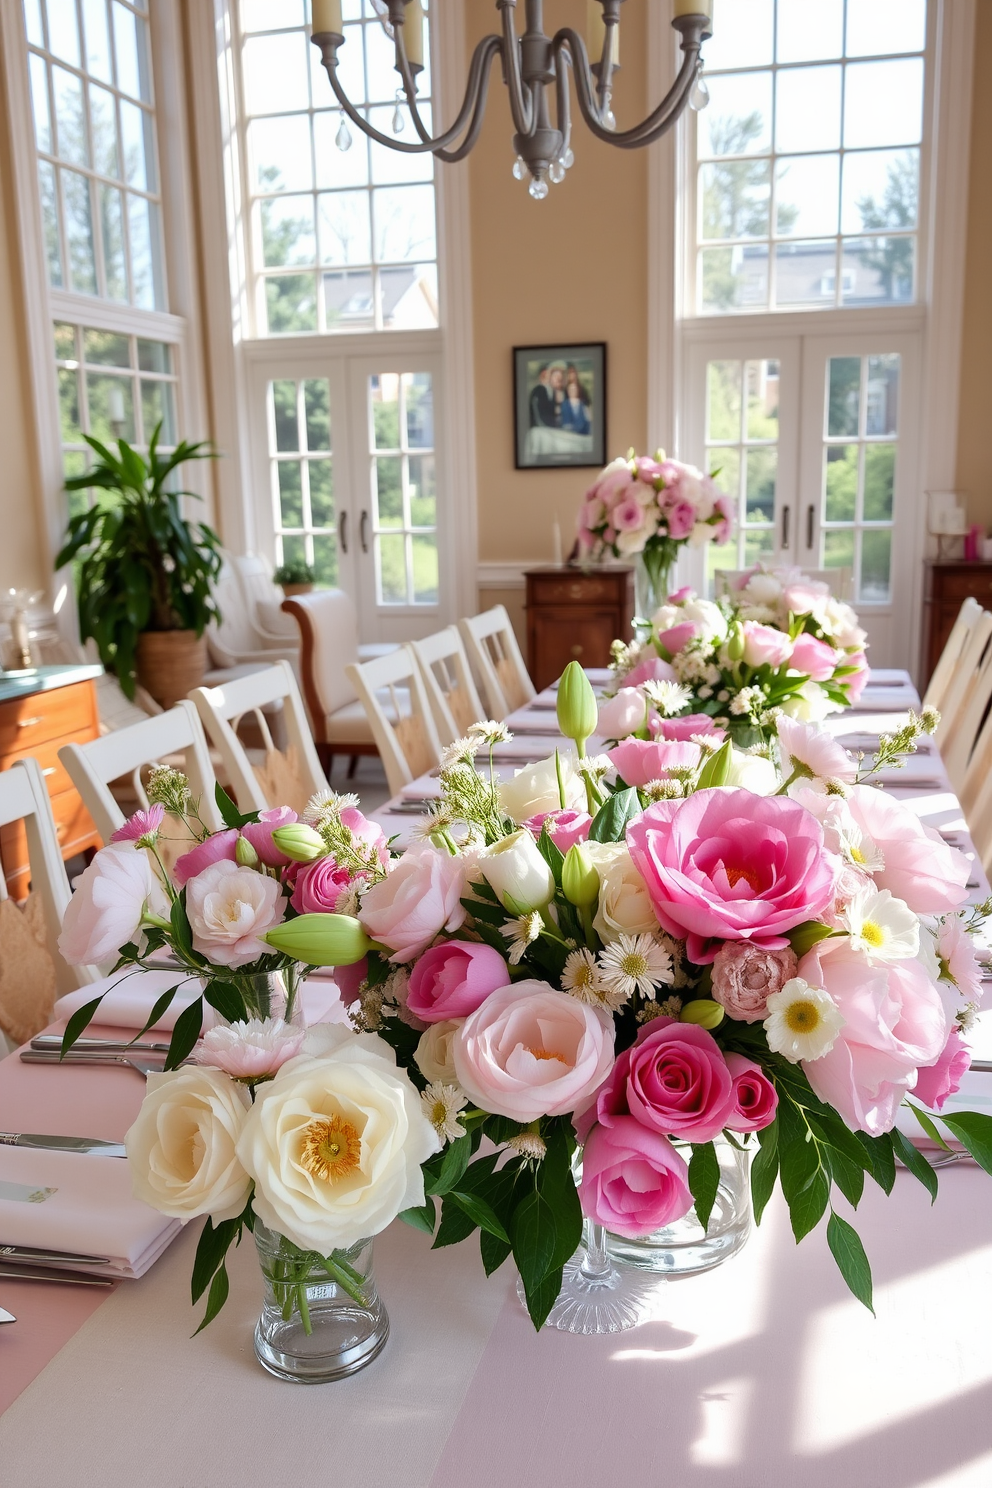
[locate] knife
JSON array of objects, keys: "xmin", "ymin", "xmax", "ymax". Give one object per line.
[
  {"xmin": 0, "ymin": 1306, "xmax": 15, "ymax": 1322},
  {"xmin": 0, "ymin": 1244, "xmax": 110, "ymax": 1265},
  {"xmin": 0, "ymin": 1132, "xmax": 127, "ymax": 1158},
  {"xmin": 30, "ymin": 1036, "xmax": 170, "ymax": 1055},
  {"xmin": 0, "ymin": 1268, "xmax": 113, "ymax": 1287}
]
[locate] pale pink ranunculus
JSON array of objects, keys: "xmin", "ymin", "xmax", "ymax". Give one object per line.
[
  {"xmin": 579, "ymin": 1116, "xmax": 693, "ymax": 1240},
  {"xmin": 185, "ymin": 859, "xmax": 286, "ymax": 968},
  {"xmin": 110, "ymin": 804, "xmax": 165, "ymax": 844},
  {"xmin": 626, "ymin": 788, "xmax": 838, "ymax": 964},
  {"xmin": 724, "ymin": 1053, "xmax": 778, "ymax": 1132},
  {"xmin": 525, "ymin": 809, "xmax": 592, "ymax": 853},
  {"xmin": 607, "ymin": 737, "xmax": 701, "ymax": 788},
  {"xmin": 453, "ymin": 981, "xmax": 614, "ymax": 1122},
  {"xmin": 711, "ymin": 940, "xmax": 799, "ymax": 1022},
  {"xmin": 240, "ymin": 807, "xmax": 299, "ymax": 868},
  {"xmin": 623, "ymin": 656, "xmax": 677, "ymax": 688},
  {"xmin": 937, "ymin": 916, "xmax": 984, "ymax": 1005},
  {"xmin": 653, "ymin": 713, "xmax": 725, "ymax": 743},
  {"xmin": 359, "ymin": 845, "xmax": 467, "ymax": 963},
  {"xmin": 291, "ymin": 855, "xmax": 353, "ymax": 915},
  {"xmin": 657, "ymin": 622, "xmax": 697, "ymax": 658},
  {"xmin": 192, "ymin": 1017, "xmax": 305, "ymax": 1078},
  {"xmin": 577, "ymin": 1017, "xmax": 737, "ymax": 1144},
  {"xmin": 666, "ymin": 500, "xmax": 697, "ymax": 540},
  {"xmin": 407, "ymin": 941, "xmax": 510, "ymax": 1024},
  {"xmin": 789, "ymin": 632, "xmax": 840, "ymax": 682},
  {"xmin": 913, "ymin": 1029, "xmax": 971, "ymax": 1111},
  {"xmin": 798, "ymin": 939, "xmax": 947, "ymax": 1135},
  {"xmin": 597, "ymin": 687, "xmax": 649, "ymax": 741},
  {"xmin": 59, "ymin": 844, "xmax": 168, "ymax": 965},
  {"xmin": 742, "ymin": 621, "xmax": 793, "ymax": 670},
  {"xmin": 845, "ymin": 786, "xmax": 969, "ymax": 914},
  {"xmin": 174, "ymin": 829, "xmax": 240, "ymax": 887}
]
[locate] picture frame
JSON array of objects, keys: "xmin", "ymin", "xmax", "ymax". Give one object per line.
[{"xmin": 513, "ymin": 342, "xmax": 607, "ymax": 470}]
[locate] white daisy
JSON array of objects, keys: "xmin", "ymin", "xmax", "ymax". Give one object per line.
[
  {"xmin": 439, "ymin": 735, "xmax": 481, "ymax": 770},
  {"xmin": 302, "ymin": 787, "xmax": 359, "ymax": 825},
  {"xmin": 468, "ymin": 720, "xmax": 511, "ymax": 744},
  {"xmin": 500, "ymin": 910, "xmax": 543, "ymax": 965},
  {"xmin": 577, "ymin": 753, "xmax": 613, "ymax": 780},
  {"xmin": 506, "ymin": 1131, "xmax": 547, "ymax": 1161},
  {"xmin": 598, "ymin": 933, "xmax": 674, "ymax": 1002},
  {"xmin": 763, "ymin": 978, "xmax": 845, "ymax": 1062},
  {"xmin": 837, "ymin": 821, "xmax": 885, "ymax": 874},
  {"xmin": 560, "ymin": 947, "xmax": 629, "ymax": 1011},
  {"xmin": 843, "ymin": 886, "xmax": 920, "ymax": 963},
  {"xmin": 420, "ymin": 1081, "xmax": 468, "ymax": 1144},
  {"xmin": 643, "ymin": 679, "xmax": 693, "ymax": 717},
  {"xmin": 777, "ymin": 715, "xmax": 858, "ymax": 785}
]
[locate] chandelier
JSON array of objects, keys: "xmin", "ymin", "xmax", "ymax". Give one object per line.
[{"xmin": 310, "ymin": 1, "xmax": 713, "ymax": 200}]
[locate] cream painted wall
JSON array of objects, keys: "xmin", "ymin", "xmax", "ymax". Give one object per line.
[
  {"xmin": 955, "ymin": 0, "xmax": 992, "ymax": 525},
  {"xmin": 464, "ymin": 1, "xmax": 649, "ymax": 571}
]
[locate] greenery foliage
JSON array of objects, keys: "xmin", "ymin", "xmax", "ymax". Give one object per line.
[{"xmin": 274, "ymin": 558, "xmax": 316, "ymax": 586}]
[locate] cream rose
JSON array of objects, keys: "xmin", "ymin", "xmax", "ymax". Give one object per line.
[
  {"xmin": 185, "ymin": 859, "xmax": 286, "ymax": 967},
  {"xmin": 237, "ymin": 1025, "xmax": 438, "ymax": 1253},
  {"xmin": 125, "ymin": 1067, "xmax": 252, "ymax": 1221},
  {"xmin": 498, "ymin": 753, "xmax": 585, "ymax": 823},
  {"xmin": 585, "ymin": 842, "xmax": 659, "ymax": 943},
  {"xmin": 414, "ymin": 1019, "xmax": 462, "ymax": 1083},
  {"xmin": 480, "ymin": 829, "xmax": 555, "ymax": 913},
  {"xmin": 723, "ymin": 747, "xmax": 778, "ymax": 795}
]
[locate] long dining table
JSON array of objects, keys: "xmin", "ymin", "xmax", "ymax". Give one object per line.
[{"xmin": 3, "ymin": 669, "xmax": 992, "ymax": 1488}]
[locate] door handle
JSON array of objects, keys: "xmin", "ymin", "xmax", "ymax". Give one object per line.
[
  {"xmin": 339, "ymin": 510, "xmax": 348, "ymax": 554},
  {"xmin": 781, "ymin": 505, "xmax": 790, "ymax": 549},
  {"xmin": 806, "ymin": 503, "xmax": 815, "ymax": 550},
  {"xmin": 360, "ymin": 510, "xmax": 369, "ymax": 554}
]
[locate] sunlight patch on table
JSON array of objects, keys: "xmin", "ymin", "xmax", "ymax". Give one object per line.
[{"xmin": 689, "ymin": 1378, "xmax": 753, "ymax": 1467}]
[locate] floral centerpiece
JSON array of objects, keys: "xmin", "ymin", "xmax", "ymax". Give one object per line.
[
  {"xmin": 605, "ymin": 567, "xmax": 870, "ymax": 747},
  {"xmin": 576, "ymin": 450, "xmax": 734, "ymax": 615},
  {"xmin": 59, "ymin": 672, "xmax": 992, "ymax": 1344}
]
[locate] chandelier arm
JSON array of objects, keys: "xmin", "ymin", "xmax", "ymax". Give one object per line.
[
  {"xmin": 393, "ymin": 32, "xmax": 504, "ymax": 154},
  {"xmin": 430, "ymin": 44, "xmax": 507, "ymax": 163},
  {"xmin": 496, "ymin": 0, "xmax": 535, "ymax": 139},
  {"xmin": 553, "ymin": 27, "xmax": 701, "ymax": 148},
  {"xmin": 319, "ymin": 54, "xmax": 478, "ymax": 155},
  {"xmin": 554, "ymin": 46, "xmax": 572, "ymax": 157}
]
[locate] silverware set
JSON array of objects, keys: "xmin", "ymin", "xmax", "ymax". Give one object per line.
[{"xmin": 19, "ymin": 1034, "xmax": 171, "ymax": 1076}]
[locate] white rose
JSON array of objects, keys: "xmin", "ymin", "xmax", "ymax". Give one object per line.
[
  {"xmin": 585, "ymin": 842, "xmax": 660, "ymax": 942},
  {"xmin": 125, "ymin": 1066, "xmax": 252, "ymax": 1221},
  {"xmin": 498, "ymin": 752, "xmax": 584, "ymax": 822},
  {"xmin": 415, "ymin": 1019, "xmax": 462, "ymax": 1083},
  {"xmin": 481, "ymin": 828, "xmax": 555, "ymax": 912},
  {"xmin": 780, "ymin": 680, "xmax": 836, "ymax": 723},
  {"xmin": 724, "ymin": 748, "xmax": 778, "ymax": 795},
  {"xmin": 681, "ymin": 597, "xmax": 728, "ymax": 643},
  {"xmin": 185, "ymin": 859, "xmax": 286, "ymax": 968},
  {"xmin": 237, "ymin": 1025, "xmax": 438, "ymax": 1253},
  {"xmin": 741, "ymin": 573, "xmax": 783, "ymax": 606}
]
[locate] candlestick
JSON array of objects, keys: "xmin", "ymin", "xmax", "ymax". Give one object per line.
[
  {"xmin": 402, "ymin": 0, "xmax": 424, "ymax": 70},
  {"xmin": 311, "ymin": 0, "xmax": 343, "ymax": 36},
  {"xmin": 586, "ymin": 0, "xmax": 619, "ymax": 66},
  {"xmin": 673, "ymin": 0, "xmax": 711, "ymax": 17},
  {"xmin": 552, "ymin": 516, "xmax": 563, "ymax": 568},
  {"xmin": 108, "ymin": 383, "xmax": 125, "ymax": 425}
]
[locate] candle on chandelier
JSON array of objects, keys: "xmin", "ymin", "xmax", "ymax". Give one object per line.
[
  {"xmin": 586, "ymin": 1, "xmax": 619, "ymax": 66},
  {"xmin": 673, "ymin": 0, "xmax": 712, "ymax": 17},
  {"xmin": 401, "ymin": 0, "xmax": 425, "ymax": 70},
  {"xmin": 108, "ymin": 383, "xmax": 125, "ymax": 425},
  {"xmin": 311, "ymin": 0, "xmax": 343, "ymax": 36}
]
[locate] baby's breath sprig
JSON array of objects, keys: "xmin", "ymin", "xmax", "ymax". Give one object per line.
[
  {"xmin": 144, "ymin": 766, "xmax": 210, "ymax": 840},
  {"xmin": 438, "ymin": 760, "xmax": 507, "ymax": 845},
  {"xmin": 856, "ymin": 707, "xmax": 941, "ymax": 782}
]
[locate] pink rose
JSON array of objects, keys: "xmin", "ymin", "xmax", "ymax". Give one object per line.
[
  {"xmin": 653, "ymin": 713, "xmax": 725, "ymax": 743},
  {"xmin": 789, "ymin": 633, "xmax": 840, "ymax": 682},
  {"xmin": 711, "ymin": 941, "xmax": 799, "ymax": 1022},
  {"xmin": 626, "ymin": 789, "xmax": 838, "ymax": 964},
  {"xmin": 607, "ymin": 737, "xmax": 701, "ymax": 788},
  {"xmin": 185, "ymin": 859, "xmax": 286, "ymax": 968},
  {"xmin": 174, "ymin": 829, "xmax": 240, "ymax": 887},
  {"xmin": 799, "ymin": 939, "xmax": 947, "ymax": 1135},
  {"xmin": 666, "ymin": 501, "xmax": 696, "ymax": 540},
  {"xmin": 657, "ymin": 622, "xmax": 697, "ymax": 658},
  {"xmin": 291, "ymin": 855, "xmax": 353, "ymax": 914},
  {"xmin": 525, "ymin": 809, "xmax": 592, "ymax": 853},
  {"xmin": 614, "ymin": 497, "xmax": 648, "ymax": 533},
  {"xmin": 845, "ymin": 787, "xmax": 969, "ymax": 914},
  {"xmin": 332, "ymin": 957, "xmax": 368, "ymax": 1006},
  {"xmin": 240, "ymin": 807, "xmax": 299, "ymax": 868},
  {"xmin": 597, "ymin": 687, "xmax": 648, "ymax": 741},
  {"xmin": 579, "ymin": 1117, "xmax": 693, "ymax": 1239},
  {"xmin": 623, "ymin": 656, "xmax": 677, "ymax": 688},
  {"xmin": 724, "ymin": 1053, "xmax": 778, "ymax": 1132},
  {"xmin": 913, "ymin": 1029, "xmax": 971, "ymax": 1111},
  {"xmin": 843, "ymin": 651, "xmax": 869, "ymax": 702},
  {"xmin": 453, "ymin": 981, "xmax": 614, "ymax": 1122},
  {"xmin": 59, "ymin": 844, "xmax": 169, "ymax": 965},
  {"xmin": 742, "ymin": 621, "xmax": 793, "ymax": 669},
  {"xmin": 359, "ymin": 845, "xmax": 467, "ymax": 963},
  {"xmin": 407, "ymin": 942, "xmax": 510, "ymax": 1024},
  {"xmin": 577, "ymin": 1018, "xmax": 737, "ymax": 1144}
]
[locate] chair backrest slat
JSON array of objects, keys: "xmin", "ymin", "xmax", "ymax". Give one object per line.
[
  {"xmin": 923, "ymin": 596, "xmax": 984, "ymax": 714},
  {"xmin": 458, "ymin": 606, "xmax": 535, "ymax": 719},
  {"xmin": 933, "ymin": 610, "xmax": 992, "ymax": 750},
  {"xmin": 281, "ymin": 591, "xmax": 362, "ymax": 738},
  {"xmin": 411, "ymin": 627, "xmax": 486, "ymax": 744},
  {"xmin": 346, "ymin": 646, "xmax": 442, "ymax": 796}
]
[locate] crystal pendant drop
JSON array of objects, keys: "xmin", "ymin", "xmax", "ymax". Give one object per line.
[
  {"xmin": 392, "ymin": 103, "xmax": 405, "ymax": 134},
  {"xmin": 690, "ymin": 73, "xmax": 710, "ymax": 111},
  {"xmin": 528, "ymin": 175, "xmax": 549, "ymax": 201},
  {"xmin": 603, "ymin": 108, "xmax": 617, "ymax": 132},
  {"xmin": 549, "ymin": 160, "xmax": 566, "ymax": 185},
  {"xmin": 562, "ymin": 146, "xmax": 575, "ymax": 170},
  {"xmin": 512, "ymin": 155, "xmax": 526, "ymax": 181},
  {"xmin": 336, "ymin": 117, "xmax": 353, "ymax": 151}
]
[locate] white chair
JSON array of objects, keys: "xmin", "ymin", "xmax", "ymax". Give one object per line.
[
  {"xmin": 410, "ymin": 627, "xmax": 486, "ymax": 744},
  {"xmin": 459, "ymin": 605, "xmax": 536, "ymax": 718},
  {"xmin": 346, "ymin": 647, "xmax": 442, "ymax": 797},
  {"xmin": 190, "ymin": 661, "xmax": 327, "ymax": 816},
  {"xmin": 58, "ymin": 701, "xmax": 224, "ymax": 858},
  {"xmin": 923, "ymin": 597, "xmax": 984, "ymax": 714},
  {"xmin": 206, "ymin": 561, "xmax": 300, "ymax": 674},
  {"xmin": 942, "ymin": 629, "xmax": 992, "ymax": 795},
  {"xmin": 713, "ymin": 567, "xmax": 853, "ymax": 601},
  {"xmin": 933, "ymin": 610, "xmax": 992, "ymax": 752}
]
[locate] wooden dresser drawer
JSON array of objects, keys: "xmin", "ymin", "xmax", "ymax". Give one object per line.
[
  {"xmin": 5, "ymin": 729, "xmax": 98, "ymax": 800},
  {"xmin": 0, "ymin": 789, "xmax": 99, "ymax": 895},
  {"xmin": 0, "ymin": 680, "xmax": 98, "ymax": 755},
  {"xmin": 527, "ymin": 573, "xmax": 625, "ymax": 607}
]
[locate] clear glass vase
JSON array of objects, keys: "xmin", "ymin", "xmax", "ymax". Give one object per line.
[
  {"xmin": 253, "ymin": 1222, "xmax": 389, "ymax": 1383},
  {"xmin": 605, "ymin": 1136, "xmax": 751, "ymax": 1276},
  {"xmin": 516, "ymin": 1218, "xmax": 659, "ymax": 1335},
  {"xmin": 634, "ymin": 546, "xmax": 677, "ymax": 629},
  {"xmin": 209, "ymin": 966, "xmax": 305, "ymax": 1028}
]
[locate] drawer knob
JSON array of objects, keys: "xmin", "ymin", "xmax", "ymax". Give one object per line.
[
  {"xmin": 570, "ymin": 644, "xmax": 584, "ymax": 658},
  {"xmin": 17, "ymin": 716, "xmax": 43, "ymax": 729}
]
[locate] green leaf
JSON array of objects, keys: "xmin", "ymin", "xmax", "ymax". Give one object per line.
[
  {"xmin": 510, "ymin": 1188, "xmax": 558, "ymax": 1295},
  {"xmin": 480, "ymin": 1227, "xmax": 513, "ymax": 1277},
  {"xmin": 936, "ymin": 1111, "xmax": 992, "ymax": 1175},
  {"xmin": 169, "ymin": 893, "xmax": 195, "ymax": 962},
  {"xmin": 164, "ymin": 995, "xmax": 204, "ymax": 1070},
  {"xmin": 449, "ymin": 1190, "xmax": 510, "ymax": 1243},
  {"xmin": 750, "ymin": 1124, "xmax": 779, "ymax": 1224},
  {"xmin": 890, "ymin": 1127, "xmax": 938, "ymax": 1202},
  {"xmin": 190, "ymin": 1214, "xmax": 241, "ymax": 1304},
  {"xmin": 826, "ymin": 1211, "xmax": 874, "ymax": 1314},
  {"xmin": 687, "ymin": 1142, "xmax": 721, "ymax": 1233},
  {"xmin": 696, "ymin": 738, "xmax": 733, "ymax": 789},
  {"xmin": 130, "ymin": 983, "xmax": 181, "ymax": 1044},
  {"xmin": 904, "ymin": 1101, "xmax": 953, "ymax": 1153},
  {"xmin": 425, "ymin": 1132, "xmax": 473, "ymax": 1197},
  {"xmin": 787, "ymin": 1167, "xmax": 830, "ymax": 1242},
  {"xmin": 399, "ymin": 1201, "xmax": 437, "ymax": 1236},
  {"xmin": 214, "ymin": 782, "xmax": 256, "ymax": 829},
  {"xmin": 535, "ymin": 825, "xmax": 565, "ymax": 886},
  {"xmin": 450, "ymin": 1153, "xmax": 500, "ymax": 1193},
  {"xmin": 520, "ymin": 1262, "xmax": 565, "ymax": 1332},
  {"xmin": 537, "ymin": 1121, "xmax": 582, "ymax": 1271},
  {"xmin": 60, "ymin": 995, "xmax": 106, "ymax": 1058},
  {"xmin": 192, "ymin": 1261, "xmax": 231, "ymax": 1334},
  {"xmin": 823, "ymin": 1144, "xmax": 865, "ymax": 1209},
  {"xmin": 432, "ymin": 1193, "xmax": 479, "ymax": 1249},
  {"xmin": 787, "ymin": 920, "xmax": 835, "ymax": 958},
  {"xmin": 855, "ymin": 1130, "xmax": 896, "ymax": 1195},
  {"xmin": 588, "ymin": 787, "xmax": 639, "ymax": 844},
  {"xmin": 203, "ymin": 980, "xmax": 247, "ymax": 1024}
]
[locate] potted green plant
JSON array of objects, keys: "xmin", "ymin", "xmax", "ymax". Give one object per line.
[
  {"xmin": 56, "ymin": 424, "xmax": 222, "ymax": 708},
  {"xmin": 273, "ymin": 558, "xmax": 317, "ymax": 597}
]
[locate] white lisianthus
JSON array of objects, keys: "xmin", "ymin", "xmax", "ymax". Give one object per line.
[
  {"xmin": 764, "ymin": 978, "xmax": 845, "ymax": 1063},
  {"xmin": 498, "ymin": 753, "xmax": 584, "ymax": 822},
  {"xmin": 780, "ymin": 681, "xmax": 836, "ymax": 723},
  {"xmin": 58, "ymin": 844, "xmax": 169, "ymax": 966},
  {"xmin": 125, "ymin": 1067, "xmax": 252, "ymax": 1221},
  {"xmin": 723, "ymin": 747, "xmax": 778, "ymax": 795},
  {"xmin": 238, "ymin": 1024, "xmax": 438, "ymax": 1254},
  {"xmin": 480, "ymin": 828, "xmax": 555, "ymax": 913},
  {"xmin": 414, "ymin": 1019, "xmax": 462, "ymax": 1083},
  {"xmin": 843, "ymin": 886, "xmax": 920, "ymax": 963},
  {"xmin": 741, "ymin": 573, "xmax": 783, "ymax": 607},
  {"xmin": 585, "ymin": 842, "xmax": 660, "ymax": 943}
]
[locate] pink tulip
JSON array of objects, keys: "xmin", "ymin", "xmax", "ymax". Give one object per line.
[
  {"xmin": 407, "ymin": 941, "xmax": 510, "ymax": 1024},
  {"xmin": 579, "ymin": 1116, "xmax": 693, "ymax": 1240},
  {"xmin": 789, "ymin": 632, "xmax": 840, "ymax": 682},
  {"xmin": 623, "ymin": 656, "xmax": 677, "ymax": 688},
  {"xmin": 657, "ymin": 622, "xmax": 697, "ymax": 657},
  {"xmin": 607, "ymin": 737, "xmax": 701, "ymax": 788},
  {"xmin": 652, "ymin": 713, "xmax": 725, "ymax": 743},
  {"xmin": 525, "ymin": 808, "xmax": 592, "ymax": 853},
  {"xmin": 741, "ymin": 621, "xmax": 793, "ymax": 669},
  {"xmin": 173, "ymin": 829, "xmax": 240, "ymax": 888},
  {"xmin": 913, "ymin": 1029, "xmax": 971, "ymax": 1112},
  {"xmin": 724, "ymin": 1053, "xmax": 778, "ymax": 1132}
]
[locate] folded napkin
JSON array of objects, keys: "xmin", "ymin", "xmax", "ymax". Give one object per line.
[
  {"xmin": 873, "ymin": 755, "xmax": 948, "ymax": 787},
  {"xmin": 894, "ymin": 1067, "xmax": 992, "ymax": 1153},
  {"xmin": 54, "ymin": 969, "xmax": 349, "ymax": 1033},
  {"xmin": 853, "ymin": 688, "xmax": 919, "ymax": 713},
  {"xmin": 0, "ymin": 1144, "xmax": 180, "ymax": 1278}
]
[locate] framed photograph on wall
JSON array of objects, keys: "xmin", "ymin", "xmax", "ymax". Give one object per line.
[{"xmin": 513, "ymin": 342, "xmax": 607, "ymax": 470}]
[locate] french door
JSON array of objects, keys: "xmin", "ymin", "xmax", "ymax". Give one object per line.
[
  {"xmin": 247, "ymin": 344, "xmax": 449, "ymax": 644},
  {"xmin": 685, "ymin": 328, "xmax": 923, "ymax": 667}
]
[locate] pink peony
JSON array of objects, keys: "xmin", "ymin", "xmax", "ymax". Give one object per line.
[
  {"xmin": 742, "ymin": 621, "xmax": 793, "ymax": 669},
  {"xmin": 653, "ymin": 713, "xmax": 725, "ymax": 743},
  {"xmin": 453, "ymin": 981, "xmax": 614, "ymax": 1122},
  {"xmin": 607, "ymin": 737, "xmax": 701, "ymax": 788},
  {"xmin": 798, "ymin": 939, "xmax": 947, "ymax": 1135},
  {"xmin": 59, "ymin": 844, "xmax": 168, "ymax": 965},
  {"xmin": 291, "ymin": 855, "xmax": 353, "ymax": 914},
  {"xmin": 789, "ymin": 633, "xmax": 840, "ymax": 682},
  {"xmin": 359, "ymin": 845, "xmax": 467, "ymax": 963},
  {"xmin": 626, "ymin": 788, "xmax": 838, "ymax": 964},
  {"xmin": 185, "ymin": 859, "xmax": 286, "ymax": 968},
  {"xmin": 913, "ymin": 1029, "xmax": 971, "ymax": 1111},
  {"xmin": 597, "ymin": 687, "xmax": 649, "ymax": 741},
  {"xmin": 577, "ymin": 1018, "xmax": 737, "ymax": 1145},
  {"xmin": 666, "ymin": 501, "xmax": 697, "ymax": 540},
  {"xmin": 525, "ymin": 809, "xmax": 592, "ymax": 853},
  {"xmin": 711, "ymin": 941, "xmax": 799, "ymax": 1022},
  {"xmin": 240, "ymin": 807, "xmax": 298, "ymax": 868},
  {"xmin": 192, "ymin": 1017, "xmax": 305, "ymax": 1078},
  {"xmin": 579, "ymin": 1116, "xmax": 693, "ymax": 1239},
  {"xmin": 844, "ymin": 787, "xmax": 969, "ymax": 914},
  {"xmin": 407, "ymin": 942, "xmax": 510, "ymax": 1024},
  {"xmin": 623, "ymin": 655, "xmax": 677, "ymax": 688},
  {"xmin": 173, "ymin": 829, "xmax": 240, "ymax": 887},
  {"xmin": 657, "ymin": 622, "xmax": 697, "ymax": 658},
  {"xmin": 110, "ymin": 804, "xmax": 165, "ymax": 844},
  {"xmin": 724, "ymin": 1053, "xmax": 778, "ymax": 1132}
]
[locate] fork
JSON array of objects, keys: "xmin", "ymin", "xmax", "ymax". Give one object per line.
[{"xmin": 19, "ymin": 1051, "xmax": 174, "ymax": 1075}]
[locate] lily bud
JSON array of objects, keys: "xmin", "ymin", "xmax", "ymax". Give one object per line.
[
  {"xmin": 557, "ymin": 661, "xmax": 598, "ymax": 750},
  {"xmin": 481, "ymin": 829, "xmax": 555, "ymax": 914},
  {"xmin": 262, "ymin": 913, "xmax": 371, "ymax": 966},
  {"xmin": 270, "ymin": 823, "xmax": 326, "ymax": 862},
  {"xmin": 679, "ymin": 998, "xmax": 725, "ymax": 1030},
  {"xmin": 561, "ymin": 843, "xmax": 599, "ymax": 908},
  {"xmin": 726, "ymin": 621, "xmax": 745, "ymax": 662},
  {"xmin": 235, "ymin": 834, "xmax": 259, "ymax": 868}
]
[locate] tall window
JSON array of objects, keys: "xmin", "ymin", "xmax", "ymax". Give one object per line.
[
  {"xmin": 704, "ymin": 358, "xmax": 780, "ymax": 579},
  {"xmin": 239, "ymin": 0, "xmax": 438, "ymax": 336},
  {"xmin": 695, "ymin": 0, "xmax": 926, "ymax": 315},
  {"xmin": 267, "ymin": 377, "xmax": 337, "ymax": 584}
]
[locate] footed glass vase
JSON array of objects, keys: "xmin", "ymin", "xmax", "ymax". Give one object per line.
[
  {"xmin": 517, "ymin": 1218, "xmax": 660, "ymax": 1335},
  {"xmin": 253, "ymin": 1223, "xmax": 389, "ymax": 1383},
  {"xmin": 606, "ymin": 1136, "xmax": 751, "ymax": 1276},
  {"xmin": 634, "ymin": 545, "xmax": 677, "ymax": 630}
]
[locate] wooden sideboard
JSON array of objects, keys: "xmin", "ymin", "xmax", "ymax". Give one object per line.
[
  {"xmin": 0, "ymin": 665, "xmax": 103, "ymax": 898},
  {"xmin": 524, "ymin": 567, "xmax": 635, "ymax": 691},
  {"xmin": 922, "ymin": 561, "xmax": 992, "ymax": 687}
]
